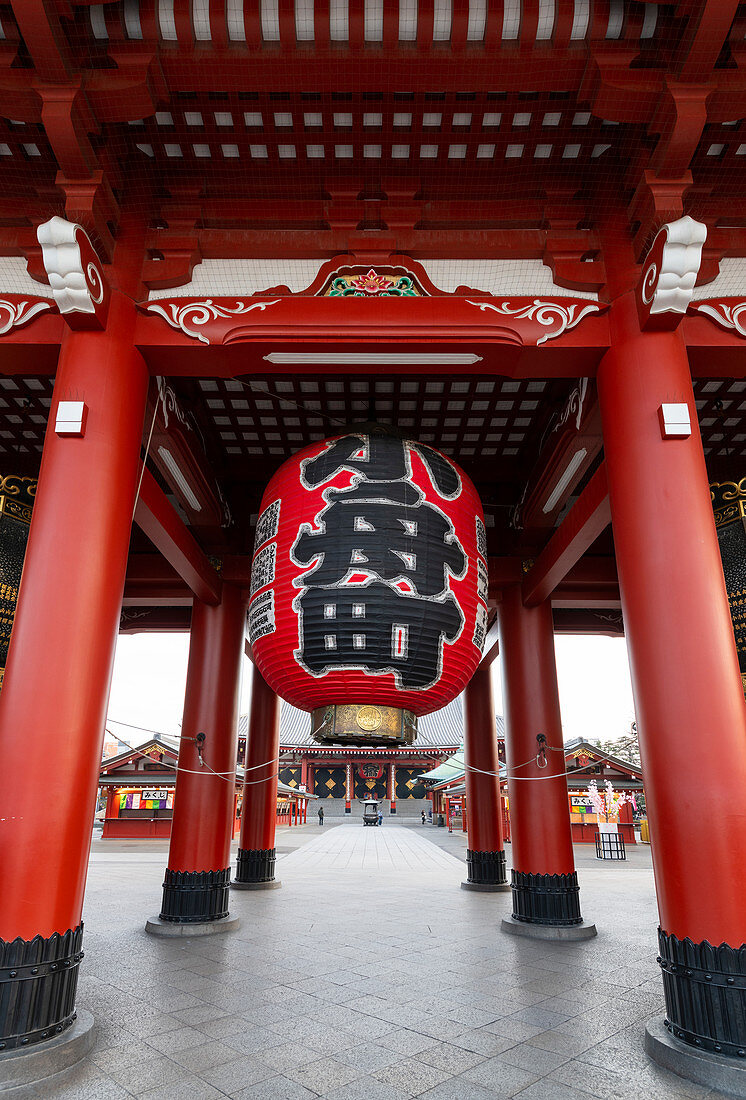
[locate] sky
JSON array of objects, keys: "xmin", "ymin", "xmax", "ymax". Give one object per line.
[{"xmin": 105, "ymin": 630, "xmax": 637, "ymax": 749}]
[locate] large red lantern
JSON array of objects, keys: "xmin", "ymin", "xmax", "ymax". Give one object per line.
[{"xmin": 248, "ymin": 432, "xmax": 488, "ymax": 745}]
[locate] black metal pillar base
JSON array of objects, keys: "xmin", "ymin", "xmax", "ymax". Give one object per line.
[
  {"xmin": 159, "ymin": 868, "xmax": 231, "ymax": 924},
  {"xmin": 232, "ymin": 847, "xmax": 277, "ymax": 887},
  {"xmin": 0, "ymin": 924, "xmax": 84, "ymax": 1052},
  {"xmin": 0, "ymin": 1009, "xmax": 95, "ymax": 1093},
  {"xmin": 646, "ymin": 1017, "xmax": 746, "ymax": 1098},
  {"xmin": 656, "ymin": 928, "xmax": 746, "ymax": 1058},
  {"xmin": 511, "ymin": 869, "xmax": 584, "ymax": 926},
  {"xmin": 462, "ymin": 849, "xmax": 509, "ymax": 892}
]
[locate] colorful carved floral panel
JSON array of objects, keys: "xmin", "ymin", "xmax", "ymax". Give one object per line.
[{"xmin": 323, "ymin": 269, "xmax": 421, "ymax": 296}]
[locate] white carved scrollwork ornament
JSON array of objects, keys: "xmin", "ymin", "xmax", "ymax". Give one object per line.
[
  {"xmin": 637, "ymin": 216, "xmax": 707, "ymax": 330},
  {"xmin": 693, "ymin": 301, "xmax": 746, "ymax": 338},
  {"xmin": 0, "ymin": 299, "xmax": 53, "ymax": 335},
  {"xmin": 37, "ymin": 216, "xmax": 110, "ymax": 330},
  {"xmin": 146, "ymin": 299, "xmax": 281, "ymax": 344},
  {"xmin": 466, "ymin": 299, "xmax": 602, "ymax": 344}
]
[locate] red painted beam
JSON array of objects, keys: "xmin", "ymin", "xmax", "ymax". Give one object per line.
[
  {"xmin": 677, "ymin": 0, "xmax": 740, "ymax": 83},
  {"xmin": 134, "ymin": 467, "xmax": 222, "ymax": 606},
  {"xmin": 478, "ymin": 619, "xmax": 500, "ymax": 669},
  {"xmin": 521, "ymin": 463, "xmax": 611, "ymax": 607}
]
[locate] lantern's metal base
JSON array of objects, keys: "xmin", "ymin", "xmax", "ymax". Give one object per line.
[
  {"xmin": 146, "ymin": 914, "xmax": 240, "ymax": 937},
  {"xmin": 646, "ymin": 1017, "xmax": 746, "ymax": 1098},
  {"xmin": 0, "ymin": 1010, "xmax": 95, "ymax": 1093},
  {"xmin": 501, "ymin": 916, "xmax": 597, "ymax": 941},
  {"xmin": 311, "ymin": 703, "xmax": 417, "ymax": 746}
]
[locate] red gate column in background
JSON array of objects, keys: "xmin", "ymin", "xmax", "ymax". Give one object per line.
[
  {"xmin": 389, "ymin": 762, "xmax": 397, "ymax": 815},
  {"xmin": 462, "ymin": 665, "xmax": 508, "ymax": 890},
  {"xmin": 0, "ymin": 292, "xmax": 149, "ymax": 1049},
  {"xmin": 345, "ymin": 762, "xmax": 352, "ymax": 814},
  {"xmin": 149, "ymin": 585, "xmax": 247, "ymax": 932},
  {"xmin": 498, "ymin": 590, "xmax": 595, "ymax": 938},
  {"xmin": 599, "ymin": 291, "xmax": 746, "ymax": 1059},
  {"xmin": 233, "ymin": 668, "xmax": 282, "ymax": 889}
]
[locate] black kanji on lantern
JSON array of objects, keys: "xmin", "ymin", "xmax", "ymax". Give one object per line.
[
  {"xmin": 301, "ymin": 433, "xmax": 461, "ymax": 499},
  {"xmin": 293, "ymin": 481, "xmax": 466, "ymax": 598},
  {"xmin": 293, "ymin": 434, "xmax": 467, "ymax": 690},
  {"xmin": 296, "ymin": 583, "xmax": 463, "ymax": 689}
]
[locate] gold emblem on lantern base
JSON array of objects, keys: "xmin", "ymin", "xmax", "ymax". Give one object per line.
[{"xmin": 312, "ymin": 704, "xmax": 417, "ymax": 746}]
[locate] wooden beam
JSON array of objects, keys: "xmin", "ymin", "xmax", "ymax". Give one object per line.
[
  {"xmin": 521, "ymin": 463, "xmax": 611, "ymax": 607},
  {"xmin": 478, "ymin": 619, "xmax": 500, "ymax": 669},
  {"xmin": 487, "ymin": 557, "xmax": 522, "ymax": 602},
  {"xmin": 552, "ymin": 557, "xmax": 620, "ymax": 608},
  {"xmin": 134, "ymin": 468, "xmax": 222, "ymax": 606}
]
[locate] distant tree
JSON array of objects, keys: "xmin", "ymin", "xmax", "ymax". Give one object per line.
[{"xmin": 591, "ymin": 722, "xmax": 641, "ymax": 768}]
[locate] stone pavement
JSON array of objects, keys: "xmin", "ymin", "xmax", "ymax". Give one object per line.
[{"xmin": 4, "ymin": 823, "xmax": 727, "ymax": 1100}]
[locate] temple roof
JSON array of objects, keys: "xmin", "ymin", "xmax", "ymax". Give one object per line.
[{"xmin": 241, "ymin": 696, "xmax": 506, "ymax": 750}]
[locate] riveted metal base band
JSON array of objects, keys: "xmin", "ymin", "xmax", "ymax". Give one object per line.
[
  {"xmin": 657, "ymin": 928, "xmax": 746, "ymax": 1058},
  {"xmin": 159, "ymin": 868, "xmax": 231, "ymax": 923},
  {"xmin": 234, "ymin": 847, "xmax": 276, "ymax": 884},
  {"xmin": 511, "ymin": 870, "xmax": 583, "ymax": 926},
  {"xmin": 0, "ymin": 924, "xmax": 83, "ymax": 1051},
  {"xmin": 466, "ymin": 849, "xmax": 507, "ymax": 886}
]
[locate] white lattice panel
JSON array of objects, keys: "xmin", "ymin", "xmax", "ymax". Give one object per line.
[
  {"xmin": 420, "ymin": 259, "xmax": 598, "ymax": 298},
  {"xmin": 149, "ymin": 257, "xmax": 600, "ymax": 299},
  {"xmin": 148, "ymin": 258, "xmax": 325, "ymax": 298},
  {"xmin": 0, "ymin": 257, "xmax": 53, "ymax": 296},
  {"xmin": 692, "ymin": 258, "xmax": 746, "ymax": 300}
]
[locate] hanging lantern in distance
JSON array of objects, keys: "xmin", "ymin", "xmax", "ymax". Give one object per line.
[
  {"xmin": 248, "ymin": 432, "xmax": 489, "ymax": 746},
  {"xmin": 0, "ymin": 475, "xmax": 36, "ymax": 689}
]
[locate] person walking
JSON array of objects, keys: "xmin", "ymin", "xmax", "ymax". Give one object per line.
[
  {"xmin": 421, "ymin": 810, "xmax": 426, "ymax": 825},
  {"xmin": 378, "ymin": 809, "xmax": 383, "ymax": 826},
  {"xmin": 318, "ymin": 805, "xmax": 324, "ymax": 826}
]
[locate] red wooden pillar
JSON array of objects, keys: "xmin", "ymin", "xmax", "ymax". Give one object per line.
[
  {"xmin": 498, "ymin": 589, "xmax": 593, "ymax": 936},
  {"xmin": 155, "ymin": 585, "xmax": 246, "ymax": 928},
  {"xmin": 233, "ymin": 668, "xmax": 281, "ymax": 888},
  {"xmin": 463, "ymin": 665, "xmax": 508, "ymax": 889},
  {"xmin": 599, "ymin": 292, "xmax": 746, "ymax": 1056},
  {"xmin": 0, "ymin": 293, "xmax": 148, "ymax": 1049}
]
